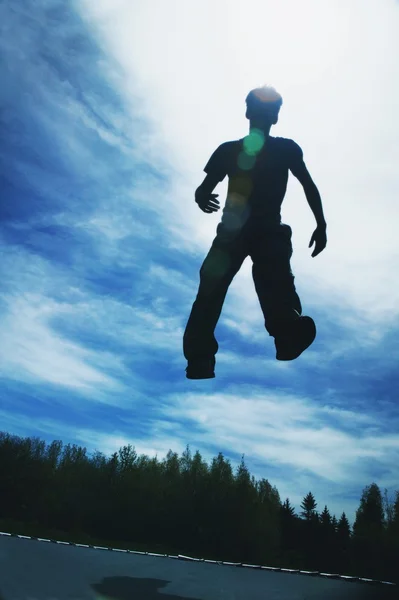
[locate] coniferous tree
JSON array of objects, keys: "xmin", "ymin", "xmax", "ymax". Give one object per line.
[
  {"xmin": 337, "ymin": 512, "xmax": 351, "ymax": 543},
  {"xmin": 314, "ymin": 505, "xmax": 334, "ymax": 570},
  {"xmin": 352, "ymin": 483, "xmax": 386, "ymax": 580},
  {"xmin": 319, "ymin": 505, "xmax": 332, "ymax": 528},
  {"xmin": 331, "ymin": 514, "xmax": 338, "ymax": 533},
  {"xmin": 300, "ymin": 492, "xmax": 317, "ymax": 520},
  {"xmin": 1, "ymin": 431, "xmax": 399, "ymax": 584},
  {"xmin": 299, "ymin": 492, "xmax": 319, "ymax": 569},
  {"xmin": 279, "ymin": 498, "xmax": 300, "ymax": 567},
  {"xmin": 319, "ymin": 506, "xmax": 333, "ymax": 543},
  {"xmin": 337, "ymin": 512, "xmax": 351, "ymax": 544},
  {"xmin": 281, "ymin": 498, "xmax": 296, "ymax": 518},
  {"xmin": 353, "ymin": 483, "xmax": 385, "ymax": 537},
  {"xmin": 230, "ymin": 456, "xmax": 258, "ymax": 561},
  {"xmin": 330, "ymin": 512, "xmax": 351, "ymax": 575}
]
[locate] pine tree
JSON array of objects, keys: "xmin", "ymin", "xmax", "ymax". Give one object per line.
[
  {"xmin": 353, "ymin": 483, "xmax": 385, "ymax": 538},
  {"xmin": 279, "ymin": 498, "xmax": 300, "ymax": 567},
  {"xmin": 231, "ymin": 456, "xmax": 258, "ymax": 561},
  {"xmin": 337, "ymin": 512, "xmax": 351, "ymax": 544},
  {"xmin": 319, "ymin": 505, "xmax": 332, "ymax": 528},
  {"xmin": 281, "ymin": 498, "xmax": 296, "ymax": 518},
  {"xmin": 352, "ymin": 483, "xmax": 387, "ymax": 581},
  {"xmin": 331, "ymin": 515, "xmax": 338, "ymax": 533},
  {"xmin": 300, "ymin": 492, "xmax": 317, "ymax": 520},
  {"xmin": 315, "ymin": 506, "xmax": 336, "ymax": 569}
]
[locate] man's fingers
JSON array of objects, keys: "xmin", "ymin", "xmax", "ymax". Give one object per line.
[
  {"xmin": 311, "ymin": 244, "xmax": 320, "ymax": 257},
  {"xmin": 197, "ymin": 192, "xmax": 220, "ymax": 213},
  {"xmin": 311, "ymin": 241, "xmax": 326, "ymax": 257},
  {"xmin": 309, "ymin": 227, "xmax": 327, "ymax": 256}
]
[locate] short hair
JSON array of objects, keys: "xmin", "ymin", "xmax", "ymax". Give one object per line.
[{"xmin": 245, "ymin": 86, "xmax": 283, "ymax": 120}]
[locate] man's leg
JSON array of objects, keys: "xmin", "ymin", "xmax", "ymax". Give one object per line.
[
  {"xmin": 250, "ymin": 224, "xmax": 315, "ymax": 360},
  {"xmin": 184, "ymin": 225, "xmax": 247, "ymax": 377}
]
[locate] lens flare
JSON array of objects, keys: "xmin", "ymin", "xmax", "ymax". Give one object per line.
[
  {"xmin": 202, "ymin": 248, "xmax": 231, "ymax": 279},
  {"xmin": 243, "ymin": 129, "xmax": 265, "ymax": 156},
  {"xmin": 228, "ymin": 175, "xmax": 253, "ymax": 198},
  {"xmin": 237, "ymin": 151, "xmax": 256, "ymax": 170}
]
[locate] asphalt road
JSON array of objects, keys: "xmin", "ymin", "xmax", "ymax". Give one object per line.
[{"xmin": 0, "ymin": 534, "xmax": 397, "ymax": 600}]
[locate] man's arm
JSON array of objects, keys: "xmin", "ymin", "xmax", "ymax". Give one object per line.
[
  {"xmin": 290, "ymin": 160, "xmax": 326, "ymax": 227},
  {"xmin": 195, "ymin": 173, "xmax": 221, "ymax": 214},
  {"xmin": 289, "ymin": 153, "xmax": 327, "ymax": 257},
  {"xmin": 195, "ymin": 142, "xmax": 231, "ymax": 213}
]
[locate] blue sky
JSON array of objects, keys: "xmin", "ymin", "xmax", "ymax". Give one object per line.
[{"xmin": 1, "ymin": 0, "xmax": 398, "ymax": 527}]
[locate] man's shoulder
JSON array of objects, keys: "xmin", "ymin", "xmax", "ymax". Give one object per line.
[
  {"xmin": 273, "ymin": 137, "xmax": 303, "ymax": 159},
  {"xmin": 217, "ymin": 139, "xmax": 243, "ymax": 150},
  {"xmin": 274, "ymin": 136, "xmax": 301, "ymax": 148},
  {"xmin": 211, "ymin": 139, "xmax": 243, "ymax": 160}
]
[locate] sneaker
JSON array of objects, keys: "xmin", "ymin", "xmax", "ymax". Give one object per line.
[
  {"xmin": 186, "ymin": 357, "xmax": 216, "ymax": 379},
  {"xmin": 275, "ymin": 316, "xmax": 316, "ymax": 361}
]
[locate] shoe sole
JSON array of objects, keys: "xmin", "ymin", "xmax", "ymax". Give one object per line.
[
  {"xmin": 276, "ymin": 317, "xmax": 316, "ymax": 361},
  {"xmin": 186, "ymin": 359, "xmax": 216, "ymax": 380},
  {"xmin": 186, "ymin": 372, "xmax": 215, "ymax": 380}
]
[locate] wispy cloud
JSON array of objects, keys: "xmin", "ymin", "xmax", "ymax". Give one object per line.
[
  {"xmin": 155, "ymin": 390, "xmax": 399, "ymax": 520},
  {"xmin": 0, "ymin": 291, "xmax": 129, "ymax": 398},
  {"xmin": 0, "ymin": 0, "xmax": 398, "ymax": 531}
]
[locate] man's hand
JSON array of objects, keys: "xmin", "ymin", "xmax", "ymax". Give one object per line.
[
  {"xmin": 309, "ymin": 225, "xmax": 327, "ymax": 257},
  {"xmin": 195, "ymin": 190, "xmax": 220, "ymax": 214}
]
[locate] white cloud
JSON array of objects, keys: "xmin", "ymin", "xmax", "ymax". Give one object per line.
[
  {"xmin": 160, "ymin": 390, "xmax": 397, "ymax": 478},
  {"xmin": 156, "ymin": 390, "xmax": 399, "ymax": 522},
  {"xmin": 1, "ymin": 0, "xmax": 398, "ymax": 535},
  {"xmin": 74, "ymin": 427, "xmax": 189, "ymax": 460},
  {"xmin": 0, "ymin": 291, "xmax": 129, "ymax": 400},
  {"xmin": 77, "ymin": 0, "xmax": 399, "ymax": 323}
]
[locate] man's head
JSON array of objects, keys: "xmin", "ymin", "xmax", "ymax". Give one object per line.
[{"xmin": 245, "ymin": 85, "xmax": 283, "ymax": 126}]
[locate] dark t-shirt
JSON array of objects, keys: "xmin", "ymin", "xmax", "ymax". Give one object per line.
[{"xmin": 204, "ymin": 135, "xmax": 303, "ymax": 229}]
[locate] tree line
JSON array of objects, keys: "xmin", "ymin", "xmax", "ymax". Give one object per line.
[{"xmin": 0, "ymin": 431, "xmax": 398, "ymax": 583}]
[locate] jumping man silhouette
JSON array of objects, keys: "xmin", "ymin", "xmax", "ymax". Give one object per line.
[{"xmin": 183, "ymin": 86, "xmax": 327, "ymax": 379}]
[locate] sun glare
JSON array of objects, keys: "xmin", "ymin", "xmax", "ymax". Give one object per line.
[{"xmin": 225, "ymin": 0, "xmax": 352, "ymax": 92}]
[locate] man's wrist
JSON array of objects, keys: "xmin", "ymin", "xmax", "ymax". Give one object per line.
[{"xmin": 195, "ymin": 188, "xmax": 205, "ymax": 202}]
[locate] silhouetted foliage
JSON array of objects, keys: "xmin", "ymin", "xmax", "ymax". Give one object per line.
[
  {"xmin": 0, "ymin": 431, "xmax": 398, "ymax": 584},
  {"xmin": 300, "ymin": 491, "xmax": 317, "ymax": 520},
  {"xmin": 353, "ymin": 483, "xmax": 385, "ymax": 536},
  {"xmin": 337, "ymin": 512, "xmax": 351, "ymax": 542},
  {"xmin": 331, "ymin": 514, "xmax": 338, "ymax": 532},
  {"xmin": 351, "ymin": 483, "xmax": 397, "ymax": 581}
]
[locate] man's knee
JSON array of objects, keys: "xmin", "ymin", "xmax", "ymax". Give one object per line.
[
  {"xmin": 253, "ymin": 262, "xmax": 295, "ymax": 286},
  {"xmin": 201, "ymin": 247, "xmax": 233, "ymax": 279}
]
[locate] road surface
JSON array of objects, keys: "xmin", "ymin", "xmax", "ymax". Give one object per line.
[{"xmin": 0, "ymin": 533, "xmax": 396, "ymax": 599}]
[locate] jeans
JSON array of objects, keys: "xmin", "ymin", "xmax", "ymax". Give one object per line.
[{"xmin": 183, "ymin": 220, "xmax": 302, "ymax": 361}]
